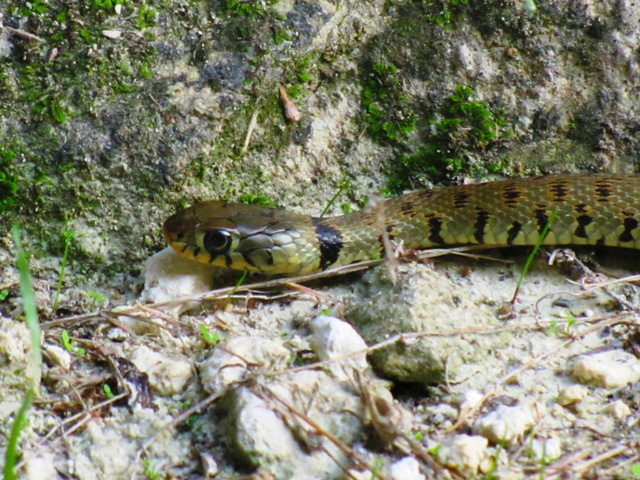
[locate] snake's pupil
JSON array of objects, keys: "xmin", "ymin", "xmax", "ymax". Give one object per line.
[{"xmin": 203, "ymin": 230, "xmax": 232, "ymax": 254}]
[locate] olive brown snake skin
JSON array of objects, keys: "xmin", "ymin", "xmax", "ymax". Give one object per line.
[{"xmin": 162, "ymin": 175, "xmax": 640, "ymax": 276}]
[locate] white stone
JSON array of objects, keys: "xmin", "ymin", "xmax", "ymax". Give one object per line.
[
  {"xmin": 0, "ymin": 401, "xmax": 22, "ymax": 418},
  {"xmin": 462, "ymin": 390, "xmax": 484, "ymax": 410},
  {"xmin": 573, "ymin": 350, "xmax": 640, "ymax": 388},
  {"xmin": 131, "ymin": 345, "xmax": 192, "ymax": 396},
  {"xmin": 309, "ymin": 315, "xmax": 368, "ymax": 379},
  {"xmin": 346, "ymin": 470, "xmax": 372, "ymax": 480},
  {"xmin": 233, "ymin": 387, "xmax": 300, "ymax": 462},
  {"xmin": 141, "ymin": 247, "xmax": 217, "ymax": 315},
  {"xmin": 437, "ymin": 434, "xmax": 488, "ymax": 473},
  {"xmin": 423, "ymin": 403, "xmax": 459, "ymax": 428},
  {"xmin": 388, "ymin": 456, "xmax": 424, "ymax": 480},
  {"xmin": 604, "ymin": 400, "xmax": 631, "ymax": 419},
  {"xmin": 24, "ymin": 453, "xmax": 58, "ymax": 480},
  {"xmin": 458, "ymin": 389, "xmax": 484, "ymax": 419},
  {"xmin": 474, "ymin": 402, "xmax": 540, "ymax": 444},
  {"xmin": 557, "ymin": 385, "xmax": 588, "ymax": 406},
  {"xmin": 0, "ymin": 316, "xmax": 30, "ymax": 363},
  {"xmin": 228, "ymin": 368, "xmax": 363, "ymax": 479}
]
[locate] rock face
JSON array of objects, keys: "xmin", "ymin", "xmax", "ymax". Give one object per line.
[
  {"xmin": 4, "ymin": 1, "xmax": 640, "ymax": 285},
  {"xmin": 3, "ymin": 1, "xmax": 640, "ymax": 479}
]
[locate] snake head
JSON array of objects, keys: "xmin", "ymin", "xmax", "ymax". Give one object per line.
[{"xmin": 163, "ymin": 201, "xmax": 318, "ymax": 275}]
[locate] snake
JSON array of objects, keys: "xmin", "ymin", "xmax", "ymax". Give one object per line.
[{"xmin": 162, "ymin": 174, "xmax": 640, "ymax": 276}]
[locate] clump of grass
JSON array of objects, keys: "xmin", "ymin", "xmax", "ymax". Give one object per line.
[{"xmin": 85, "ymin": 289, "xmax": 107, "ymax": 306}]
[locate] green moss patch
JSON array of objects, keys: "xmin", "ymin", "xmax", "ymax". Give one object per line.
[
  {"xmin": 386, "ymin": 85, "xmax": 511, "ymax": 192},
  {"xmin": 361, "ymin": 61, "xmax": 416, "ymax": 142}
]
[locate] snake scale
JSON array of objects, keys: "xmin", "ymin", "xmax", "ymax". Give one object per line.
[{"xmin": 163, "ymin": 175, "xmax": 640, "ymax": 275}]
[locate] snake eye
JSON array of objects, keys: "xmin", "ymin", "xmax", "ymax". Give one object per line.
[{"xmin": 203, "ymin": 229, "xmax": 233, "ymax": 254}]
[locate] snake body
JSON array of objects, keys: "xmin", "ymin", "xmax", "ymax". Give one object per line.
[{"xmin": 163, "ymin": 175, "xmax": 640, "ymax": 275}]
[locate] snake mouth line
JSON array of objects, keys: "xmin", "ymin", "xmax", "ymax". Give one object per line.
[{"xmin": 167, "ymin": 242, "xmax": 211, "ymax": 263}]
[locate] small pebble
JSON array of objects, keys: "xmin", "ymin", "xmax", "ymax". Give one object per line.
[
  {"xmin": 102, "ymin": 30, "xmax": 122, "ymax": 39},
  {"xmin": 557, "ymin": 385, "xmax": 588, "ymax": 406},
  {"xmin": 388, "ymin": 456, "xmax": 424, "ymax": 480},
  {"xmin": 461, "ymin": 390, "xmax": 484, "ymax": 410},
  {"xmin": 310, "ymin": 315, "xmax": 368, "ymax": 379},
  {"xmin": 131, "ymin": 345, "xmax": 192, "ymax": 396},
  {"xmin": 474, "ymin": 402, "xmax": 540, "ymax": 444},
  {"xmin": 24, "ymin": 453, "xmax": 57, "ymax": 480},
  {"xmin": 573, "ymin": 350, "xmax": 640, "ymax": 388},
  {"xmin": 437, "ymin": 434, "xmax": 488, "ymax": 473},
  {"xmin": 141, "ymin": 247, "xmax": 218, "ymax": 315},
  {"xmin": 604, "ymin": 400, "xmax": 631, "ymax": 420}
]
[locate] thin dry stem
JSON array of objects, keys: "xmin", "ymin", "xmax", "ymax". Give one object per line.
[
  {"xmin": 240, "ymin": 110, "xmax": 259, "ymax": 156},
  {"xmin": 3, "ymin": 25, "xmax": 44, "ymax": 41}
]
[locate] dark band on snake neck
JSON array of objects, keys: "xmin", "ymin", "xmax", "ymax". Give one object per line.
[{"xmin": 313, "ymin": 220, "xmax": 344, "ymax": 270}]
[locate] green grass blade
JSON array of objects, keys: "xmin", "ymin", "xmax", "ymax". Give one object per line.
[
  {"xmin": 11, "ymin": 225, "xmax": 41, "ymax": 379},
  {"xmin": 511, "ymin": 210, "xmax": 558, "ymax": 303},
  {"xmin": 3, "ymin": 389, "xmax": 34, "ymax": 480},
  {"xmin": 320, "ymin": 180, "xmax": 350, "ymax": 218},
  {"xmin": 4, "ymin": 225, "xmax": 42, "ymax": 480}
]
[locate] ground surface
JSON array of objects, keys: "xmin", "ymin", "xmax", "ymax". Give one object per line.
[{"xmin": 1, "ymin": 1, "xmax": 640, "ymax": 478}]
